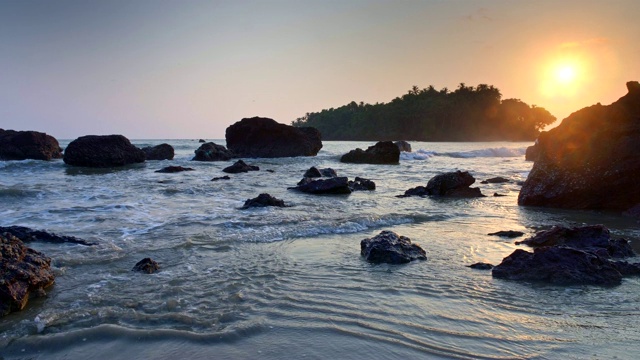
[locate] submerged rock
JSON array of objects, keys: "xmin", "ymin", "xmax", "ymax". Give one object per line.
[
  {"xmin": 1, "ymin": 233, "xmax": 55, "ymax": 317},
  {"xmin": 211, "ymin": 175, "xmax": 231, "ymax": 181},
  {"xmin": 481, "ymin": 177, "xmax": 510, "ymax": 184},
  {"xmin": 222, "ymin": 160, "xmax": 259, "ymax": 174},
  {"xmin": 340, "ymin": 141, "xmax": 400, "ymax": 164},
  {"xmin": 192, "ymin": 142, "xmax": 235, "ymax": 161},
  {"xmin": 155, "ymin": 166, "xmax": 194, "ymax": 173},
  {"xmin": 132, "ymin": 258, "xmax": 159, "ymax": 274},
  {"xmin": 242, "ymin": 193, "xmax": 287, "ymax": 209},
  {"xmin": 488, "ymin": 230, "xmax": 525, "ymax": 238},
  {"xmin": 468, "ymin": 262, "xmax": 493, "ymax": 270},
  {"xmin": 289, "ymin": 177, "xmax": 352, "ymax": 195},
  {"xmin": 360, "ymin": 230, "xmax": 427, "ymax": 264},
  {"xmin": 0, "ymin": 129, "xmax": 62, "ymax": 161},
  {"xmin": 142, "ymin": 143, "xmax": 174, "ymax": 160},
  {"xmin": 0, "ymin": 226, "xmax": 95, "ymax": 246},
  {"xmin": 226, "ymin": 117, "xmax": 322, "ymax": 158},
  {"xmin": 63, "ymin": 135, "xmax": 145, "ymax": 167}
]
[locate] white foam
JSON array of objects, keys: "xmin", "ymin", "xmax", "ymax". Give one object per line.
[
  {"xmin": 400, "ymin": 149, "xmax": 437, "ymax": 161},
  {"xmin": 443, "ymin": 147, "xmax": 526, "ymax": 158}
]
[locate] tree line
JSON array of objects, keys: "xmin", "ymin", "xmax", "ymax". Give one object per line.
[{"xmin": 292, "ymin": 83, "xmax": 556, "ymax": 141}]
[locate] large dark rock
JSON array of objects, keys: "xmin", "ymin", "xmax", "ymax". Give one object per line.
[
  {"xmin": 399, "ymin": 171, "xmax": 484, "ymax": 198},
  {"xmin": 360, "ymin": 231, "xmax": 427, "ymax": 264},
  {"xmin": 394, "ymin": 140, "xmax": 412, "ymax": 152},
  {"xmin": 0, "ymin": 226, "xmax": 95, "ymax": 246},
  {"xmin": 192, "ymin": 142, "xmax": 235, "ymax": 161},
  {"xmin": 242, "ymin": 193, "xmax": 286, "ymax": 209},
  {"xmin": 1, "ymin": 233, "xmax": 55, "ymax": 317},
  {"xmin": 63, "ymin": 135, "xmax": 145, "ymax": 167},
  {"xmin": 519, "ymin": 81, "xmax": 640, "ymax": 212},
  {"xmin": 226, "ymin": 117, "xmax": 322, "ymax": 158},
  {"xmin": 349, "ymin": 177, "xmax": 376, "ymax": 191},
  {"xmin": 340, "ymin": 141, "xmax": 400, "ymax": 164},
  {"xmin": 289, "ymin": 177, "xmax": 352, "ymax": 195},
  {"xmin": 142, "ymin": 143, "xmax": 174, "ymax": 160},
  {"xmin": 132, "ymin": 258, "xmax": 159, "ymax": 274},
  {"xmin": 0, "ymin": 129, "xmax": 62, "ymax": 161},
  {"xmin": 223, "ymin": 160, "xmax": 259, "ymax": 174}
]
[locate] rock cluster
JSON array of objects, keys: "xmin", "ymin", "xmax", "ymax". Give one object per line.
[{"xmin": 340, "ymin": 141, "xmax": 400, "ymax": 164}]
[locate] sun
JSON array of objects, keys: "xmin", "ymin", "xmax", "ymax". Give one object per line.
[
  {"xmin": 539, "ymin": 58, "xmax": 585, "ymax": 99},
  {"xmin": 555, "ymin": 65, "xmax": 577, "ymax": 84}
]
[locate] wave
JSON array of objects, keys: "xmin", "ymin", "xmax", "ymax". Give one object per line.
[
  {"xmin": 400, "ymin": 149, "xmax": 437, "ymax": 161},
  {"xmin": 401, "ymin": 147, "xmax": 526, "ymax": 160}
]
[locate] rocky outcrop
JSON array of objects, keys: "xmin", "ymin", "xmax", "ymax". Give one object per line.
[
  {"xmin": 0, "ymin": 226, "xmax": 95, "ymax": 246},
  {"xmin": 226, "ymin": 117, "xmax": 322, "ymax": 158},
  {"xmin": 518, "ymin": 81, "xmax": 640, "ymax": 213},
  {"xmin": 155, "ymin": 166, "xmax": 194, "ymax": 173},
  {"xmin": 394, "ymin": 140, "xmax": 412, "ymax": 152},
  {"xmin": 142, "ymin": 143, "xmax": 174, "ymax": 160},
  {"xmin": 340, "ymin": 141, "xmax": 400, "ymax": 164},
  {"xmin": 1, "ymin": 233, "xmax": 55, "ymax": 317},
  {"xmin": 0, "ymin": 129, "xmax": 62, "ymax": 161},
  {"xmin": 63, "ymin": 135, "xmax": 145, "ymax": 167},
  {"xmin": 132, "ymin": 258, "xmax": 159, "ymax": 274},
  {"xmin": 192, "ymin": 142, "xmax": 235, "ymax": 161},
  {"xmin": 399, "ymin": 171, "xmax": 484, "ymax": 198},
  {"xmin": 348, "ymin": 177, "xmax": 376, "ymax": 191},
  {"xmin": 360, "ymin": 231, "xmax": 427, "ymax": 264},
  {"xmin": 223, "ymin": 160, "xmax": 259, "ymax": 174},
  {"xmin": 289, "ymin": 177, "xmax": 352, "ymax": 195},
  {"xmin": 242, "ymin": 193, "xmax": 287, "ymax": 209}
]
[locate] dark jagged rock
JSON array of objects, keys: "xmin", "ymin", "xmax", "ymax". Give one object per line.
[
  {"xmin": 360, "ymin": 230, "xmax": 427, "ymax": 264},
  {"xmin": 289, "ymin": 177, "xmax": 352, "ymax": 195},
  {"xmin": 493, "ymin": 193, "xmax": 507, "ymax": 197},
  {"xmin": 242, "ymin": 193, "xmax": 286, "ymax": 209},
  {"xmin": 394, "ymin": 140, "xmax": 412, "ymax": 152},
  {"xmin": 226, "ymin": 117, "xmax": 322, "ymax": 158},
  {"xmin": 519, "ymin": 81, "xmax": 640, "ymax": 211},
  {"xmin": 63, "ymin": 135, "xmax": 145, "ymax": 167},
  {"xmin": 514, "ymin": 225, "xmax": 634, "ymax": 258},
  {"xmin": 488, "ymin": 230, "xmax": 525, "ymax": 238},
  {"xmin": 468, "ymin": 262, "xmax": 493, "ymax": 270},
  {"xmin": 155, "ymin": 166, "xmax": 194, "ymax": 173},
  {"xmin": 398, "ymin": 171, "xmax": 484, "ymax": 198},
  {"xmin": 192, "ymin": 142, "xmax": 235, "ymax": 161},
  {"xmin": 303, "ymin": 167, "xmax": 337, "ymax": 178},
  {"xmin": 132, "ymin": 258, "xmax": 159, "ymax": 274},
  {"xmin": 492, "ymin": 247, "xmax": 624, "ymax": 286},
  {"xmin": 340, "ymin": 141, "xmax": 400, "ymax": 164},
  {"xmin": 223, "ymin": 160, "xmax": 259, "ymax": 174},
  {"xmin": 0, "ymin": 226, "xmax": 96, "ymax": 246},
  {"xmin": 211, "ymin": 175, "xmax": 231, "ymax": 181},
  {"xmin": 0, "ymin": 129, "xmax": 62, "ymax": 161},
  {"xmin": 142, "ymin": 143, "xmax": 174, "ymax": 160},
  {"xmin": 349, "ymin": 177, "xmax": 376, "ymax": 191},
  {"xmin": 525, "ymin": 144, "xmax": 539, "ymax": 161},
  {"xmin": 1, "ymin": 233, "xmax": 55, "ymax": 317},
  {"xmin": 481, "ymin": 177, "xmax": 510, "ymax": 184}
]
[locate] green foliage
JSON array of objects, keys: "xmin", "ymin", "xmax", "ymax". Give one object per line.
[{"xmin": 292, "ymin": 84, "xmax": 556, "ymax": 141}]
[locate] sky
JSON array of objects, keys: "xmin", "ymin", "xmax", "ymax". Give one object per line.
[{"xmin": 1, "ymin": 0, "xmax": 639, "ymax": 139}]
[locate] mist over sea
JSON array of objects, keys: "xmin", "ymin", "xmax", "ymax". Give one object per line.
[{"xmin": 1, "ymin": 140, "xmax": 639, "ymax": 359}]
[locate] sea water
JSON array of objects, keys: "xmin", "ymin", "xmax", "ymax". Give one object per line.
[{"xmin": 1, "ymin": 140, "xmax": 639, "ymax": 359}]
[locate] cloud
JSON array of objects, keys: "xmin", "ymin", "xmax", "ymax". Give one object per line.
[{"xmin": 559, "ymin": 37, "xmax": 610, "ymax": 49}]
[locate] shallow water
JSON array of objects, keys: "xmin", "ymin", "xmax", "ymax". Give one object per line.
[{"xmin": 1, "ymin": 140, "xmax": 639, "ymax": 359}]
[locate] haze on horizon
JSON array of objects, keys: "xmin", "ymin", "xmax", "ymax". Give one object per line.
[{"xmin": 1, "ymin": 0, "xmax": 639, "ymax": 140}]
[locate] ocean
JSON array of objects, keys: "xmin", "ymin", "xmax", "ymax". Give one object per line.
[{"xmin": 1, "ymin": 140, "xmax": 639, "ymax": 359}]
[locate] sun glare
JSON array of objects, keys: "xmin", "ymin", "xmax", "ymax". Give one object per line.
[{"xmin": 556, "ymin": 65, "xmax": 576, "ymax": 84}]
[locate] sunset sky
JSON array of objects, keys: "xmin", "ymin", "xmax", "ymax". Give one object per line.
[{"xmin": 1, "ymin": 0, "xmax": 639, "ymax": 139}]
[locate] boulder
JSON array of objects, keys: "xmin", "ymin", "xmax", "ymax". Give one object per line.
[
  {"xmin": 340, "ymin": 141, "xmax": 400, "ymax": 164},
  {"xmin": 222, "ymin": 160, "xmax": 259, "ymax": 174},
  {"xmin": 394, "ymin": 140, "xmax": 412, "ymax": 152},
  {"xmin": 192, "ymin": 142, "xmax": 235, "ymax": 161},
  {"xmin": 518, "ymin": 81, "xmax": 640, "ymax": 211},
  {"xmin": 488, "ymin": 230, "xmax": 525, "ymax": 238},
  {"xmin": 360, "ymin": 230, "xmax": 427, "ymax": 264},
  {"xmin": 400, "ymin": 171, "xmax": 484, "ymax": 198},
  {"xmin": 303, "ymin": 167, "xmax": 337, "ymax": 178},
  {"xmin": 142, "ymin": 143, "xmax": 174, "ymax": 160},
  {"xmin": 132, "ymin": 258, "xmax": 159, "ymax": 274},
  {"xmin": 524, "ymin": 144, "xmax": 539, "ymax": 161},
  {"xmin": 242, "ymin": 193, "xmax": 286, "ymax": 209},
  {"xmin": 0, "ymin": 226, "xmax": 95, "ymax": 246},
  {"xmin": 467, "ymin": 262, "xmax": 493, "ymax": 270},
  {"xmin": 349, "ymin": 177, "xmax": 376, "ymax": 191},
  {"xmin": 155, "ymin": 166, "xmax": 194, "ymax": 173},
  {"xmin": 1, "ymin": 233, "xmax": 55, "ymax": 317},
  {"xmin": 198, "ymin": 139, "xmax": 206, "ymax": 143},
  {"xmin": 0, "ymin": 129, "xmax": 62, "ymax": 161},
  {"xmin": 481, "ymin": 177, "xmax": 510, "ymax": 184},
  {"xmin": 289, "ymin": 177, "xmax": 352, "ymax": 195},
  {"xmin": 211, "ymin": 175, "xmax": 231, "ymax": 181},
  {"xmin": 63, "ymin": 135, "xmax": 145, "ymax": 167},
  {"xmin": 226, "ymin": 117, "xmax": 322, "ymax": 158}
]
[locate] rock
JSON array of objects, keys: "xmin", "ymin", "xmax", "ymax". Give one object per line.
[
  {"xmin": 303, "ymin": 167, "xmax": 337, "ymax": 178},
  {"xmin": 481, "ymin": 177, "xmax": 510, "ymax": 184},
  {"xmin": 493, "ymin": 193, "xmax": 507, "ymax": 197},
  {"xmin": 525, "ymin": 144, "xmax": 539, "ymax": 161},
  {"xmin": 1, "ymin": 233, "xmax": 55, "ymax": 317},
  {"xmin": 0, "ymin": 129, "xmax": 63, "ymax": 161},
  {"xmin": 518, "ymin": 81, "xmax": 640, "ymax": 210},
  {"xmin": 488, "ymin": 230, "xmax": 525, "ymax": 238},
  {"xmin": 211, "ymin": 175, "xmax": 231, "ymax": 181},
  {"xmin": 155, "ymin": 166, "xmax": 194, "ymax": 173},
  {"xmin": 63, "ymin": 135, "xmax": 146, "ymax": 167},
  {"xmin": 349, "ymin": 177, "xmax": 376, "ymax": 191},
  {"xmin": 340, "ymin": 141, "xmax": 400, "ymax": 164},
  {"xmin": 397, "ymin": 186, "xmax": 429, "ymax": 198},
  {"xmin": 0, "ymin": 226, "xmax": 96, "ymax": 246},
  {"xmin": 405, "ymin": 171, "xmax": 484, "ymax": 198},
  {"xmin": 199, "ymin": 139, "xmax": 206, "ymax": 143},
  {"xmin": 492, "ymin": 247, "xmax": 624, "ymax": 286},
  {"xmin": 132, "ymin": 258, "xmax": 159, "ymax": 274},
  {"xmin": 222, "ymin": 160, "xmax": 259, "ymax": 174},
  {"xmin": 394, "ymin": 140, "xmax": 412, "ymax": 152},
  {"xmin": 467, "ymin": 262, "xmax": 493, "ymax": 270},
  {"xmin": 142, "ymin": 143, "xmax": 174, "ymax": 160},
  {"xmin": 514, "ymin": 225, "xmax": 634, "ymax": 258},
  {"xmin": 360, "ymin": 230, "xmax": 427, "ymax": 264},
  {"xmin": 242, "ymin": 193, "xmax": 287, "ymax": 209},
  {"xmin": 289, "ymin": 177, "xmax": 352, "ymax": 195},
  {"xmin": 192, "ymin": 142, "xmax": 235, "ymax": 161},
  {"xmin": 226, "ymin": 117, "xmax": 322, "ymax": 158}
]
